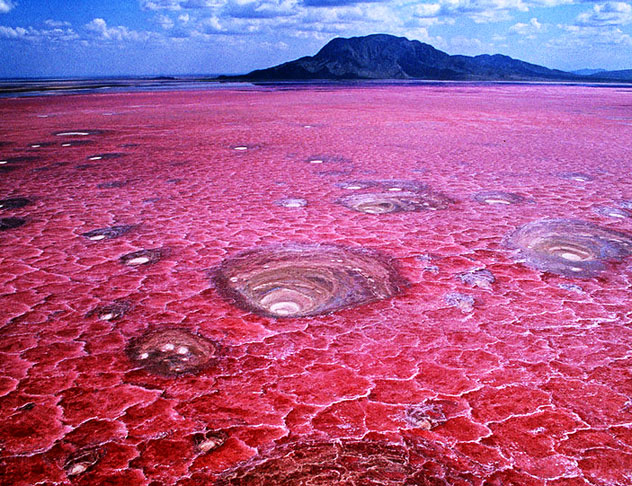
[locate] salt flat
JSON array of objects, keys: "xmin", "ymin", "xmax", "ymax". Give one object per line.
[{"xmin": 1, "ymin": 84, "xmax": 632, "ymax": 485}]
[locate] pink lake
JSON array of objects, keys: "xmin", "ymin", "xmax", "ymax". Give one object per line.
[{"xmin": 1, "ymin": 84, "xmax": 632, "ymax": 485}]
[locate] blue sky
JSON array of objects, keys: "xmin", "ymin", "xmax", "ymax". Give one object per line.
[{"xmin": 1, "ymin": 0, "xmax": 631, "ymax": 77}]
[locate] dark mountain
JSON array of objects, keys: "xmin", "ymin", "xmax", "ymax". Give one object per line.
[
  {"xmin": 224, "ymin": 34, "xmax": 582, "ymax": 82},
  {"xmin": 588, "ymin": 69, "xmax": 632, "ymax": 81}
]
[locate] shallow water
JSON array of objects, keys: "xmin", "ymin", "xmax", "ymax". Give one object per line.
[{"xmin": 1, "ymin": 85, "xmax": 632, "ymax": 485}]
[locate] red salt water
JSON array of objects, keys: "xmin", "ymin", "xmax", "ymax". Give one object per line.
[{"xmin": 1, "ymin": 84, "xmax": 632, "ymax": 485}]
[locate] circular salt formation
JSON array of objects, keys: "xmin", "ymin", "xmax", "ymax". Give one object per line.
[
  {"xmin": 28, "ymin": 142, "xmax": 55, "ymax": 148},
  {"xmin": 192, "ymin": 430, "xmax": 227, "ymax": 453},
  {"xmin": 0, "ymin": 197, "xmax": 31, "ymax": 210},
  {"xmin": 506, "ymin": 218, "xmax": 632, "ymax": 278},
  {"xmin": 216, "ymin": 440, "xmax": 413, "ymax": 486},
  {"xmin": 87, "ymin": 153, "xmax": 124, "ymax": 161},
  {"xmin": 64, "ymin": 446, "xmax": 102, "ymax": 477},
  {"xmin": 54, "ymin": 130, "xmax": 105, "ymax": 137},
  {"xmin": 97, "ymin": 180, "xmax": 128, "ymax": 189},
  {"xmin": 119, "ymin": 248, "xmax": 165, "ymax": 266},
  {"xmin": 338, "ymin": 180, "xmax": 427, "ymax": 192},
  {"xmin": 82, "ymin": 225, "xmax": 135, "ymax": 241},
  {"xmin": 1, "ymin": 156, "xmax": 40, "ymax": 165},
  {"xmin": 213, "ymin": 243, "xmax": 406, "ymax": 318},
  {"xmin": 560, "ymin": 172, "xmax": 594, "ymax": 182},
  {"xmin": 0, "ymin": 217, "xmax": 26, "ymax": 231},
  {"xmin": 474, "ymin": 191, "xmax": 525, "ymax": 205},
  {"xmin": 337, "ymin": 191, "xmax": 452, "ymax": 214},
  {"xmin": 86, "ymin": 300, "xmax": 131, "ymax": 321},
  {"xmin": 61, "ymin": 140, "xmax": 94, "ymax": 147},
  {"xmin": 336, "ymin": 180, "xmax": 451, "ymax": 215},
  {"xmin": 276, "ymin": 197, "xmax": 307, "ymax": 208},
  {"xmin": 126, "ymin": 328, "xmax": 217, "ymax": 376},
  {"xmin": 215, "ymin": 438, "xmax": 479, "ymax": 486}
]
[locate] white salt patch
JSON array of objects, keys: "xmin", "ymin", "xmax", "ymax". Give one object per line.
[
  {"xmin": 279, "ymin": 198, "xmax": 307, "ymax": 208},
  {"xmin": 89, "ymin": 156, "xmax": 103, "ymax": 160},
  {"xmin": 198, "ymin": 439, "xmax": 221, "ymax": 452},
  {"xmin": 345, "ymin": 185, "xmax": 362, "ymax": 190},
  {"xmin": 89, "ymin": 234, "xmax": 106, "ymax": 241},
  {"xmin": 0, "ymin": 161, "xmax": 6, "ymax": 165},
  {"xmin": 162, "ymin": 343, "xmax": 175, "ymax": 352},
  {"xmin": 609, "ymin": 212, "xmax": 626, "ymax": 219},
  {"xmin": 62, "ymin": 143, "xmax": 71, "ymax": 147},
  {"xmin": 270, "ymin": 301, "xmax": 301, "ymax": 316},
  {"xmin": 99, "ymin": 313, "xmax": 114, "ymax": 321},
  {"xmin": 309, "ymin": 159, "xmax": 323, "ymax": 164},
  {"xmin": 56, "ymin": 132, "xmax": 89, "ymax": 136},
  {"xmin": 388, "ymin": 187, "xmax": 403, "ymax": 192},
  {"xmin": 127, "ymin": 256, "xmax": 150, "ymax": 265},
  {"xmin": 561, "ymin": 252, "xmax": 583, "ymax": 262},
  {"xmin": 571, "ymin": 176, "xmax": 588, "ymax": 181},
  {"xmin": 484, "ymin": 198, "xmax": 511, "ymax": 205},
  {"xmin": 364, "ymin": 208, "xmax": 384, "ymax": 214},
  {"xmin": 31, "ymin": 144, "xmax": 41, "ymax": 148},
  {"xmin": 37, "ymin": 115, "xmax": 49, "ymax": 118},
  {"xmin": 176, "ymin": 346, "xmax": 189, "ymax": 355},
  {"xmin": 140, "ymin": 352, "xmax": 149, "ymax": 360},
  {"xmin": 67, "ymin": 464, "xmax": 87, "ymax": 476},
  {"xmin": 234, "ymin": 146, "xmax": 248, "ymax": 151}
]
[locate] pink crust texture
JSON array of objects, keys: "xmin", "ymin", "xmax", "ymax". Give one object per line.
[{"xmin": 2, "ymin": 85, "xmax": 632, "ymax": 486}]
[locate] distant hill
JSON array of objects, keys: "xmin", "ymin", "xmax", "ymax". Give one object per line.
[
  {"xmin": 588, "ymin": 69, "xmax": 632, "ymax": 81},
  {"xmin": 572, "ymin": 69, "xmax": 606, "ymax": 76},
  {"xmin": 222, "ymin": 34, "xmax": 584, "ymax": 82}
]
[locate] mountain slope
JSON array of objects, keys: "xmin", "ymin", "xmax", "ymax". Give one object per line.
[{"xmin": 230, "ymin": 34, "xmax": 578, "ymax": 81}]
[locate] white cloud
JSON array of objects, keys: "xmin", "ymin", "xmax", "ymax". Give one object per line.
[
  {"xmin": 0, "ymin": 0, "xmax": 15, "ymax": 14},
  {"xmin": 44, "ymin": 19, "xmax": 72, "ymax": 28},
  {"xmin": 157, "ymin": 14, "xmax": 175, "ymax": 28},
  {"xmin": 576, "ymin": 2, "xmax": 632, "ymax": 27},
  {"xmin": 551, "ymin": 23, "xmax": 632, "ymax": 48},
  {"xmin": 0, "ymin": 24, "xmax": 78, "ymax": 41},
  {"xmin": 435, "ymin": 0, "xmax": 527, "ymax": 24},
  {"xmin": 140, "ymin": 0, "xmax": 221, "ymax": 10},
  {"xmin": 402, "ymin": 0, "xmax": 575, "ymax": 24},
  {"xmin": 509, "ymin": 17, "xmax": 544, "ymax": 37},
  {"xmin": 85, "ymin": 18, "xmax": 152, "ymax": 41},
  {"xmin": 0, "ymin": 25, "xmax": 27, "ymax": 38},
  {"xmin": 223, "ymin": 0, "xmax": 298, "ymax": 19}
]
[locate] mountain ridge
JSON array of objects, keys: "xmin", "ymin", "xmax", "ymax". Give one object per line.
[{"xmin": 220, "ymin": 34, "xmax": 631, "ymax": 82}]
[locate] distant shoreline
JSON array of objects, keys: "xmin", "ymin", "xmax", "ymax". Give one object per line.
[{"xmin": 1, "ymin": 77, "xmax": 632, "ymax": 98}]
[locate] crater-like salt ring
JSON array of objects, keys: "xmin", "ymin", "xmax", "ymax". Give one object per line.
[
  {"xmin": 506, "ymin": 218, "xmax": 632, "ymax": 278},
  {"xmin": 214, "ymin": 438, "xmax": 482, "ymax": 486},
  {"xmin": 212, "ymin": 243, "xmax": 407, "ymax": 318},
  {"xmin": 337, "ymin": 191, "xmax": 452, "ymax": 214},
  {"xmin": 126, "ymin": 328, "xmax": 217, "ymax": 376}
]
